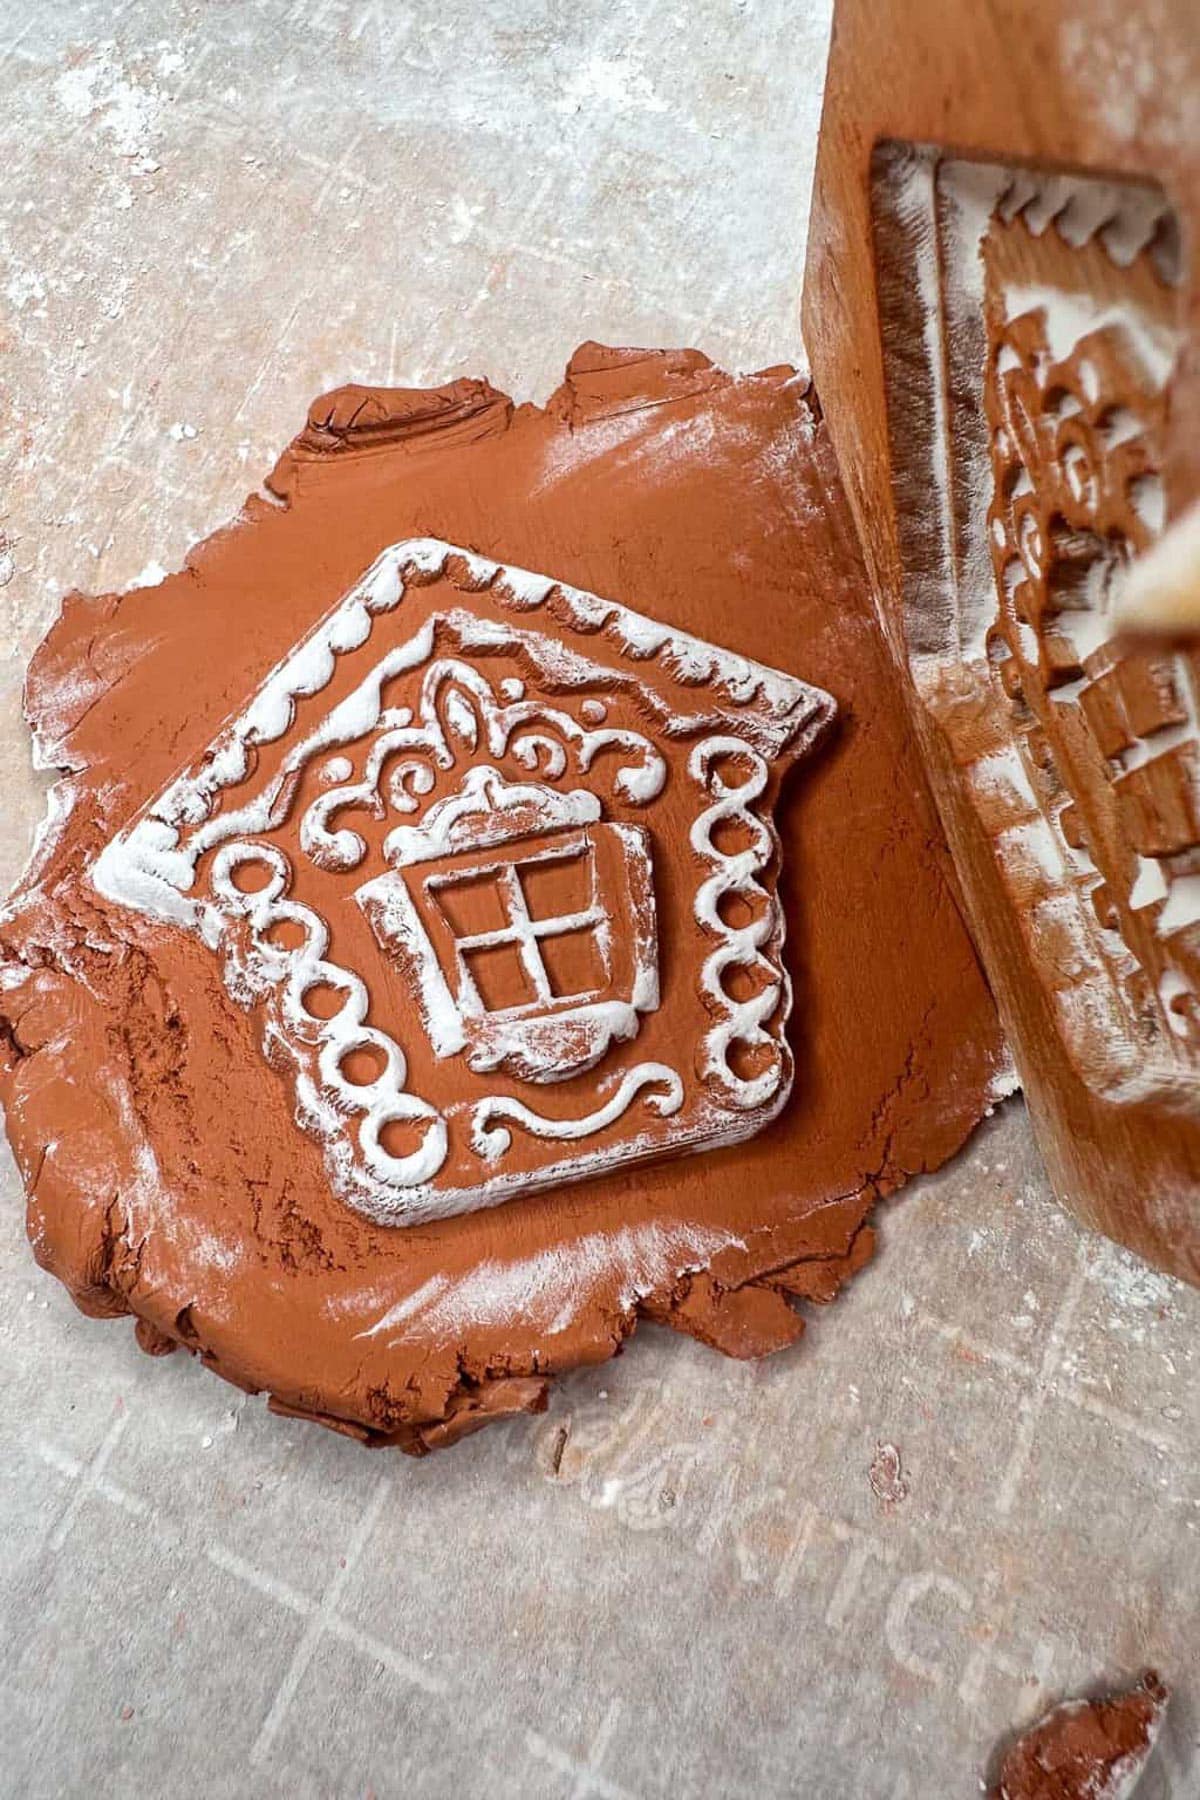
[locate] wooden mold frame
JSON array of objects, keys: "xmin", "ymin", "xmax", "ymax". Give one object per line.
[
  {"xmin": 861, "ymin": 145, "xmax": 1200, "ymax": 1278},
  {"xmin": 871, "ymin": 149, "xmax": 1198, "ymax": 1112}
]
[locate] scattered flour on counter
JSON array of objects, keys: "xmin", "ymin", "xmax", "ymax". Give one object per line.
[
  {"xmin": 554, "ymin": 54, "xmax": 669, "ymax": 118},
  {"xmin": 130, "ymin": 559, "xmax": 170, "ymax": 589},
  {"xmin": 53, "ymin": 42, "xmax": 172, "ymax": 162},
  {"xmin": 1092, "ymin": 1240, "xmax": 1183, "ymax": 1325}
]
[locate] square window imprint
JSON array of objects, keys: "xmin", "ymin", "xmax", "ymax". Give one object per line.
[
  {"xmin": 461, "ymin": 940, "xmax": 539, "ymax": 1015},
  {"xmin": 357, "ymin": 797, "xmax": 650, "ymax": 1083},
  {"xmin": 91, "ymin": 540, "xmax": 834, "ymax": 1226}
]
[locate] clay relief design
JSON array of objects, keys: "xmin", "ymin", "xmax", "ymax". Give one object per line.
[
  {"xmin": 92, "ymin": 540, "xmax": 833, "ymax": 1226},
  {"xmin": 356, "ymin": 767, "xmax": 659, "ymax": 1085},
  {"xmin": 872, "ymin": 149, "xmax": 1197, "ymax": 1106}
]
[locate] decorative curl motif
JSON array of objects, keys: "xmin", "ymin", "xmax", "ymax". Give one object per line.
[
  {"xmin": 470, "ymin": 1063, "xmax": 684, "ymax": 1162},
  {"xmin": 986, "ymin": 307, "xmax": 1159, "ymax": 701},
  {"xmin": 208, "ymin": 839, "xmax": 447, "ymax": 1208},
  {"xmin": 688, "ymin": 736, "xmax": 790, "ymax": 1111},
  {"xmin": 299, "ymin": 654, "xmax": 666, "ymax": 874}
]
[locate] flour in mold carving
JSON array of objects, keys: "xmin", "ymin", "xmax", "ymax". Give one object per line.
[
  {"xmin": 876, "ymin": 149, "xmax": 1198, "ymax": 1107},
  {"xmin": 980, "ymin": 264, "xmax": 1200, "ymax": 1100},
  {"xmin": 92, "ymin": 541, "xmax": 834, "ymax": 1226}
]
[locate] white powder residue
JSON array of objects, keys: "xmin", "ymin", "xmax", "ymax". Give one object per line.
[
  {"xmin": 997, "ymin": 817, "xmax": 1068, "ymax": 886},
  {"xmin": 23, "ymin": 779, "xmax": 79, "ymax": 879},
  {"xmin": 1005, "ymin": 284, "xmax": 1180, "ymax": 389},
  {"xmin": 554, "ymin": 54, "xmax": 668, "ymax": 118},
  {"xmin": 1098, "ymin": 1751, "xmax": 1160, "ymax": 1800},
  {"xmin": 356, "ymin": 1220, "xmax": 743, "ymax": 1344},
  {"xmin": 6, "ymin": 267, "xmax": 47, "ymax": 313},
  {"xmin": 985, "ymin": 1053, "xmax": 1022, "ymax": 1109},
  {"xmin": 1093, "ymin": 1240, "xmax": 1183, "ymax": 1316},
  {"xmin": 1061, "ymin": 10, "xmax": 1200, "ymax": 163},
  {"xmin": 130, "ymin": 559, "xmax": 170, "ymax": 589},
  {"xmin": 530, "ymin": 406, "xmax": 718, "ymax": 501},
  {"xmin": 1157, "ymin": 872, "xmax": 1200, "ymax": 937},
  {"xmin": 471, "ymin": 1064, "xmax": 682, "ymax": 1161},
  {"xmin": 756, "ymin": 411, "xmax": 822, "ymax": 527},
  {"xmin": 938, "ymin": 159, "xmax": 1013, "ymax": 661},
  {"xmin": 54, "ymin": 42, "xmax": 173, "ymax": 161},
  {"xmin": 968, "ymin": 746, "xmax": 1040, "ymax": 816}
]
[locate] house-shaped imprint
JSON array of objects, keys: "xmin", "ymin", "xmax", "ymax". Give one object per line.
[{"xmin": 94, "ymin": 540, "xmax": 835, "ymax": 1225}]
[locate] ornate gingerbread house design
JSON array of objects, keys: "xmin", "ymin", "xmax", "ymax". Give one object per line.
[{"xmin": 92, "ymin": 540, "xmax": 834, "ymax": 1226}]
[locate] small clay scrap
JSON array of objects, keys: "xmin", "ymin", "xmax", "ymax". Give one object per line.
[
  {"xmin": 868, "ymin": 1439, "xmax": 908, "ymax": 1505},
  {"xmin": 990, "ymin": 1671, "xmax": 1169, "ymax": 1800},
  {"xmin": 0, "ymin": 344, "xmax": 1006, "ymax": 1451}
]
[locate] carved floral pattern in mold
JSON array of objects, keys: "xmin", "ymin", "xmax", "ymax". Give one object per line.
[
  {"xmin": 982, "ymin": 287, "xmax": 1200, "ymax": 1099},
  {"xmin": 872, "ymin": 148, "xmax": 1198, "ymax": 1108}
]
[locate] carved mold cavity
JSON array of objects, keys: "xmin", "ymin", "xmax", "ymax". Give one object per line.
[{"xmin": 871, "ymin": 146, "xmax": 1197, "ymax": 1108}]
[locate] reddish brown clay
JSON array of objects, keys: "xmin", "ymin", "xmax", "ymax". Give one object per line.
[
  {"xmin": 0, "ymin": 344, "xmax": 1005, "ymax": 1451},
  {"xmin": 990, "ymin": 1671, "xmax": 1169, "ymax": 1800}
]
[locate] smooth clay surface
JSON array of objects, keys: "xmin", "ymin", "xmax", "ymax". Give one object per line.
[{"xmin": 0, "ymin": 343, "xmax": 1006, "ymax": 1450}]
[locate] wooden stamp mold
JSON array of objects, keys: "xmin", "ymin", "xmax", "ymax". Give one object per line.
[{"xmin": 804, "ymin": 0, "xmax": 1200, "ymax": 1278}]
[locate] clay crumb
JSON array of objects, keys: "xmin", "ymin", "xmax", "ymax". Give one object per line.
[
  {"xmin": 990, "ymin": 1669, "xmax": 1169, "ymax": 1800},
  {"xmin": 868, "ymin": 1440, "xmax": 908, "ymax": 1505},
  {"xmin": 550, "ymin": 1419, "xmax": 571, "ymax": 1476}
]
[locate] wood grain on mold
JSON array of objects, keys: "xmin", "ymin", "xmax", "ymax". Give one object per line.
[{"xmin": 803, "ymin": 0, "xmax": 1200, "ymax": 1279}]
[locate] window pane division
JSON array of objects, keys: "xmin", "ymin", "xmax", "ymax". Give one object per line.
[{"xmin": 428, "ymin": 839, "xmax": 610, "ymax": 1017}]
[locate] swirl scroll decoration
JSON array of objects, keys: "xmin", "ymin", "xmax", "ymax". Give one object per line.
[{"xmin": 688, "ymin": 736, "xmax": 792, "ymax": 1112}]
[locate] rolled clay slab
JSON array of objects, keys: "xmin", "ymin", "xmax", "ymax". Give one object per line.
[{"xmin": 0, "ymin": 344, "xmax": 1007, "ymax": 1451}]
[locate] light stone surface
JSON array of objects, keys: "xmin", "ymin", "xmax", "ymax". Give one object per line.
[{"xmin": 0, "ymin": 3, "xmax": 1197, "ymax": 1796}]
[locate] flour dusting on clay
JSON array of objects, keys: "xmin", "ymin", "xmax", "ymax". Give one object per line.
[
  {"xmin": 91, "ymin": 537, "xmax": 835, "ymax": 1228},
  {"xmin": 0, "ymin": 344, "xmax": 1007, "ymax": 1450},
  {"xmin": 355, "ymin": 1219, "xmax": 744, "ymax": 1345}
]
